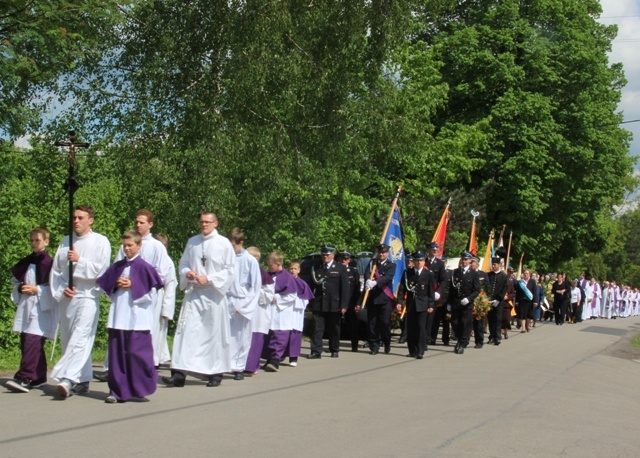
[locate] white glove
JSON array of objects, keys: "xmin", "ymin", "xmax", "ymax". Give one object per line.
[
  {"xmin": 446, "ymin": 304, "xmax": 451, "ymax": 312},
  {"xmin": 366, "ymin": 279, "xmax": 377, "ymax": 290},
  {"xmin": 461, "ymin": 298, "xmax": 469, "ymax": 306},
  {"xmin": 492, "ymin": 300, "xmax": 500, "ymax": 307},
  {"xmin": 434, "ymin": 292, "xmax": 441, "ymax": 301}
]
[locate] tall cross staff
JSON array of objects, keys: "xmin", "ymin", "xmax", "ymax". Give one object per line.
[{"xmin": 54, "ymin": 130, "xmax": 90, "ymax": 289}]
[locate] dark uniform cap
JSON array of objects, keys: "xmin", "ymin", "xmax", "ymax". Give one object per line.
[
  {"xmin": 377, "ymin": 243, "xmax": 390, "ymax": 253},
  {"xmin": 413, "ymin": 251, "xmax": 425, "ymax": 260},
  {"xmin": 427, "ymin": 242, "xmax": 439, "ymax": 250},
  {"xmin": 320, "ymin": 245, "xmax": 336, "ymax": 255},
  {"xmin": 471, "ymin": 256, "xmax": 480, "ymax": 263},
  {"xmin": 405, "ymin": 251, "xmax": 414, "ymax": 261},
  {"xmin": 461, "ymin": 250, "xmax": 473, "ymax": 259},
  {"xmin": 338, "ymin": 250, "xmax": 351, "ymax": 258},
  {"xmin": 491, "ymin": 257, "xmax": 501, "ymax": 264}
]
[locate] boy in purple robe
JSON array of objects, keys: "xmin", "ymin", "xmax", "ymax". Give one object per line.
[
  {"xmin": 285, "ymin": 260, "xmax": 314, "ymax": 366},
  {"xmin": 244, "ymin": 247, "xmax": 275, "ymax": 375},
  {"xmin": 96, "ymin": 230, "xmax": 163, "ymax": 403},
  {"xmin": 5, "ymin": 227, "xmax": 57, "ymax": 393},
  {"xmin": 263, "ymin": 252, "xmax": 298, "ymax": 372}
]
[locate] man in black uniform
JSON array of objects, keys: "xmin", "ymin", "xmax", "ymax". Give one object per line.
[
  {"xmin": 363, "ymin": 244, "xmax": 396, "ymax": 355},
  {"xmin": 486, "ymin": 257, "xmax": 508, "ymax": 345},
  {"xmin": 308, "ymin": 245, "xmax": 350, "ymax": 359},
  {"xmin": 338, "ymin": 250, "xmax": 363, "ymax": 352},
  {"xmin": 425, "ymin": 242, "xmax": 449, "ymax": 345},
  {"xmin": 449, "ymin": 251, "xmax": 481, "ymax": 355},
  {"xmin": 471, "ymin": 256, "xmax": 488, "ymax": 349},
  {"xmin": 397, "ymin": 251, "xmax": 414, "ymax": 344},
  {"xmin": 397, "ymin": 251, "xmax": 435, "ymax": 359}
]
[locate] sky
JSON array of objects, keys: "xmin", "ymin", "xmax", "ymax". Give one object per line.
[{"xmin": 599, "ymin": 0, "xmax": 640, "ymax": 160}]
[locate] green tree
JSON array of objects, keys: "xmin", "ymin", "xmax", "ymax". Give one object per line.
[{"xmin": 0, "ymin": 0, "xmax": 123, "ymax": 137}]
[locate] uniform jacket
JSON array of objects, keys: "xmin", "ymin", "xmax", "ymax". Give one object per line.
[
  {"xmin": 487, "ymin": 270, "xmax": 508, "ymax": 304},
  {"xmin": 310, "ymin": 261, "xmax": 350, "ymax": 313},
  {"xmin": 426, "ymin": 257, "xmax": 448, "ymax": 305},
  {"xmin": 364, "ymin": 258, "xmax": 396, "ymax": 305},
  {"xmin": 403, "ymin": 268, "xmax": 435, "ymax": 312},
  {"xmin": 448, "ymin": 266, "xmax": 480, "ymax": 307}
]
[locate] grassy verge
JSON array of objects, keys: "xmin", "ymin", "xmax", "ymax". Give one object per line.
[
  {"xmin": 0, "ymin": 341, "xmax": 106, "ymax": 374},
  {"xmin": 631, "ymin": 334, "xmax": 640, "ymax": 350}
]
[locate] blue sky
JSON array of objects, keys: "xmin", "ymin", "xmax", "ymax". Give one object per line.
[{"xmin": 600, "ymin": 0, "xmax": 640, "ymax": 161}]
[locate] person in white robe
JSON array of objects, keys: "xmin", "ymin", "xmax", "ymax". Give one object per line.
[
  {"xmin": 154, "ymin": 233, "xmax": 177, "ymax": 365},
  {"xmin": 600, "ymin": 281, "xmax": 613, "ymax": 318},
  {"xmin": 225, "ymin": 228, "xmax": 261, "ymax": 380},
  {"xmin": 586, "ymin": 278, "xmax": 600, "ymax": 319},
  {"xmin": 580, "ymin": 275, "xmax": 592, "ymax": 321},
  {"xmin": 244, "ymin": 246, "xmax": 275, "ymax": 375},
  {"xmin": 50, "ymin": 205, "xmax": 111, "ymax": 399},
  {"xmin": 162, "ymin": 212, "xmax": 235, "ymax": 388},
  {"xmin": 5, "ymin": 227, "xmax": 58, "ymax": 393},
  {"xmin": 96, "ymin": 210, "xmax": 175, "ymax": 380},
  {"xmin": 263, "ymin": 252, "xmax": 298, "ymax": 373}
]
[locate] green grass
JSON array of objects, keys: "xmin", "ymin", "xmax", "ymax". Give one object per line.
[
  {"xmin": 631, "ymin": 334, "xmax": 640, "ymax": 350},
  {"xmin": 0, "ymin": 341, "xmax": 106, "ymax": 374}
]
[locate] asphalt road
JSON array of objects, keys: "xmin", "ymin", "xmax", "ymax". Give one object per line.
[{"xmin": 2, "ymin": 317, "xmax": 640, "ymax": 457}]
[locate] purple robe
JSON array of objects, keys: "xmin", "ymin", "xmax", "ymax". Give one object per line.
[
  {"xmin": 294, "ymin": 276, "xmax": 315, "ymax": 300},
  {"xmin": 97, "ymin": 256, "xmax": 163, "ymax": 300},
  {"xmin": 11, "ymin": 251, "xmax": 52, "ymax": 285},
  {"xmin": 107, "ymin": 329, "xmax": 157, "ymax": 401},
  {"xmin": 270, "ymin": 268, "xmax": 297, "ymax": 295}
]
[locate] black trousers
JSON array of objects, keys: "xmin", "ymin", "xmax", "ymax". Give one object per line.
[
  {"xmin": 451, "ymin": 304, "xmax": 473, "ymax": 347},
  {"xmin": 487, "ymin": 302, "xmax": 504, "ymax": 342},
  {"xmin": 367, "ymin": 302, "xmax": 392, "ymax": 351},
  {"xmin": 472, "ymin": 316, "xmax": 484, "ymax": 345},
  {"xmin": 406, "ymin": 309, "xmax": 428, "ymax": 356},
  {"xmin": 310, "ymin": 311, "xmax": 341, "ymax": 354},
  {"xmin": 344, "ymin": 307, "xmax": 362, "ymax": 350},
  {"xmin": 575, "ymin": 304, "xmax": 583, "ymax": 322},
  {"xmin": 430, "ymin": 305, "xmax": 451, "ymax": 344},
  {"xmin": 555, "ymin": 300, "xmax": 568, "ymax": 324}
]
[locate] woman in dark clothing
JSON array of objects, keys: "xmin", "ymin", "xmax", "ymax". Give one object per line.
[
  {"xmin": 552, "ymin": 272, "xmax": 570, "ymax": 325},
  {"xmin": 515, "ymin": 269, "xmax": 536, "ymax": 333},
  {"xmin": 501, "ymin": 268, "xmax": 517, "ymax": 339}
]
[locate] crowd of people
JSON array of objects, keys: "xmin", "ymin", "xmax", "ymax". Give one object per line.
[{"xmin": 5, "ymin": 206, "xmax": 634, "ymax": 402}]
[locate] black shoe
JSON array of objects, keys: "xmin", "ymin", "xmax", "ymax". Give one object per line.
[
  {"xmin": 398, "ymin": 338, "xmax": 406, "ymax": 344},
  {"xmin": 384, "ymin": 344, "xmax": 391, "ymax": 354},
  {"xmin": 487, "ymin": 338, "xmax": 495, "ymax": 345},
  {"xmin": 307, "ymin": 352, "xmax": 322, "ymax": 360},
  {"xmin": 206, "ymin": 375, "xmax": 222, "ymax": 387},
  {"xmin": 416, "ymin": 354, "xmax": 424, "ymax": 359},
  {"xmin": 264, "ymin": 360, "xmax": 279, "ymax": 372},
  {"xmin": 330, "ymin": 352, "xmax": 339, "ymax": 358},
  {"xmin": 406, "ymin": 353, "xmax": 416, "ymax": 358},
  {"xmin": 458, "ymin": 346, "xmax": 465, "ymax": 354},
  {"xmin": 454, "ymin": 344, "xmax": 459, "ymax": 354},
  {"xmin": 233, "ymin": 372, "xmax": 244, "ymax": 381},
  {"xmin": 93, "ymin": 371, "xmax": 108, "ymax": 382},
  {"xmin": 71, "ymin": 382, "xmax": 90, "ymax": 395},
  {"xmin": 369, "ymin": 349, "xmax": 379, "ymax": 355},
  {"xmin": 442, "ymin": 342, "xmax": 450, "ymax": 346},
  {"xmin": 351, "ymin": 347, "xmax": 359, "ymax": 352},
  {"xmin": 474, "ymin": 344, "xmax": 483, "ymax": 349},
  {"xmin": 494, "ymin": 340, "xmax": 500, "ymax": 346},
  {"xmin": 162, "ymin": 375, "xmax": 185, "ymax": 387}
]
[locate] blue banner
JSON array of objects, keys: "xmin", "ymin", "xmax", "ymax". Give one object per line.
[{"xmin": 382, "ymin": 204, "xmax": 406, "ymax": 301}]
